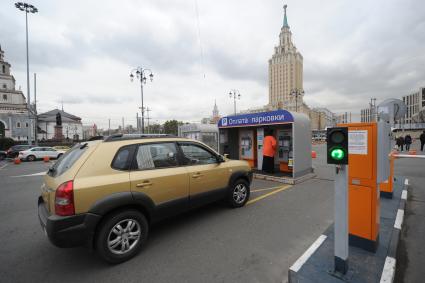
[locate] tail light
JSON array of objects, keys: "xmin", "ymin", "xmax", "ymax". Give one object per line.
[{"xmin": 55, "ymin": 181, "xmax": 75, "ymax": 216}]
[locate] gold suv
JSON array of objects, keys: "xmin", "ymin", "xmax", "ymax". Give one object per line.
[{"xmin": 38, "ymin": 134, "xmax": 252, "ymax": 263}]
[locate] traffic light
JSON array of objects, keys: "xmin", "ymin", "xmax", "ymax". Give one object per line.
[{"xmin": 327, "ymin": 127, "xmax": 348, "ymax": 164}]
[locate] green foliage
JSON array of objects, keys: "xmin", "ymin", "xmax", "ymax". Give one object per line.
[
  {"xmin": 0, "ymin": 138, "xmax": 15, "ymax": 150},
  {"xmin": 163, "ymin": 120, "xmax": 183, "ymax": 136}
]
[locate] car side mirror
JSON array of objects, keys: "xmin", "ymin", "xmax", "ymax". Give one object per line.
[{"xmin": 217, "ymin": 155, "xmax": 225, "ymax": 163}]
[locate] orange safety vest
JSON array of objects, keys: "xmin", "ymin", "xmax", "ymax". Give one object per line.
[{"xmin": 263, "ymin": 135, "xmax": 277, "ymax": 157}]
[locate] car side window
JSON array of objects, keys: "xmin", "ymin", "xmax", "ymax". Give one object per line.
[
  {"xmin": 111, "ymin": 146, "xmax": 133, "ymax": 170},
  {"xmin": 179, "ymin": 143, "xmax": 217, "ymax": 165},
  {"xmin": 135, "ymin": 143, "xmax": 178, "ymax": 170}
]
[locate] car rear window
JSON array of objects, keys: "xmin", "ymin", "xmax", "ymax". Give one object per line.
[{"xmin": 48, "ymin": 143, "xmax": 88, "ymax": 177}]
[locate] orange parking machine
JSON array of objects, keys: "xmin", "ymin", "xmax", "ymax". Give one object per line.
[{"xmin": 339, "ymin": 122, "xmax": 380, "ymax": 252}]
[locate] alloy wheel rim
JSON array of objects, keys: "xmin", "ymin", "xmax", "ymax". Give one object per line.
[
  {"xmin": 233, "ymin": 183, "xmax": 247, "ymax": 204},
  {"xmin": 107, "ymin": 218, "xmax": 141, "ymax": 255}
]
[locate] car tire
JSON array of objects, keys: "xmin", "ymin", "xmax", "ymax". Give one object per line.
[
  {"xmin": 96, "ymin": 210, "xmax": 148, "ymax": 264},
  {"xmin": 27, "ymin": 155, "xmax": 36, "ymax": 162},
  {"xmin": 227, "ymin": 179, "xmax": 250, "ymax": 208}
]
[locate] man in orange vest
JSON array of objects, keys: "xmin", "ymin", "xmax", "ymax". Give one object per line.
[{"xmin": 262, "ymin": 129, "xmax": 277, "ymax": 173}]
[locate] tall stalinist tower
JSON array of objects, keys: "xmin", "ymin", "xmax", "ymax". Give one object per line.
[{"xmin": 268, "ymin": 5, "xmax": 306, "ymax": 113}]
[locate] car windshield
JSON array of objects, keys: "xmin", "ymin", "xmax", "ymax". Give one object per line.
[{"xmin": 48, "ymin": 143, "xmax": 88, "ymax": 177}]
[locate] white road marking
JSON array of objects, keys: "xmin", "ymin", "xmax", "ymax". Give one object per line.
[
  {"xmin": 394, "ymin": 209, "xmax": 404, "ymax": 230},
  {"xmin": 0, "ymin": 163, "xmax": 8, "ymax": 170},
  {"xmin": 401, "ymin": 190, "xmax": 407, "ymax": 200},
  {"xmin": 404, "ymin": 179, "xmax": 409, "ymax": 186},
  {"xmin": 10, "ymin": 171, "xmax": 46, "ymax": 177},
  {"xmin": 380, "ymin": 256, "xmax": 396, "ymax": 283},
  {"xmin": 289, "ymin": 234, "xmax": 327, "ymax": 273}
]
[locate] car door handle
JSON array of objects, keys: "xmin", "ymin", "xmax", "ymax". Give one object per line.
[
  {"xmin": 192, "ymin": 173, "xmax": 204, "ymax": 178},
  {"xmin": 136, "ymin": 181, "xmax": 153, "ymax": 188}
]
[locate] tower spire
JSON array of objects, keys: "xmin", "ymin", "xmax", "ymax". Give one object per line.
[{"xmin": 283, "ymin": 4, "xmax": 289, "ymax": 28}]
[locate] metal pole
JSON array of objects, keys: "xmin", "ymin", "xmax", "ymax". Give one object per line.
[
  {"xmin": 140, "ymin": 77, "xmax": 144, "ymax": 134},
  {"xmin": 295, "ymin": 92, "xmax": 298, "ymax": 112},
  {"xmin": 108, "ymin": 118, "xmax": 110, "ymax": 136},
  {"xmin": 334, "ymin": 164, "xmax": 349, "ymax": 274},
  {"xmin": 122, "ymin": 117, "xmax": 124, "ymax": 134},
  {"xmin": 233, "ymin": 94, "xmax": 236, "ymax": 115},
  {"xmin": 25, "ymin": 10, "xmax": 32, "ymax": 145},
  {"xmin": 34, "ymin": 72, "xmax": 37, "ymax": 145}
]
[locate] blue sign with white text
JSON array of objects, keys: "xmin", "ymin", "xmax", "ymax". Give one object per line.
[{"xmin": 218, "ymin": 110, "xmax": 294, "ymax": 128}]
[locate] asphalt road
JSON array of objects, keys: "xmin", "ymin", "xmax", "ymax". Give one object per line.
[
  {"xmin": 0, "ymin": 150, "xmax": 335, "ymax": 283},
  {"xmin": 394, "ymin": 141, "xmax": 425, "ymax": 283}
]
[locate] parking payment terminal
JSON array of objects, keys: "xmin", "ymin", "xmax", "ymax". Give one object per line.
[
  {"xmin": 257, "ymin": 128, "xmax": 264, "ymax": 170},
  {"xmin": 239, "ymin": 129, "xmax": 255, "ymax": 168},
  {"xmin": 277, "ymin": 129, "xmax": 293, "ymax": 172}
]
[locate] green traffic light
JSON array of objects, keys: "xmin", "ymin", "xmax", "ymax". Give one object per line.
[{"xmin": 331, "ymin": 148, "xmax": 345, "ymax": 160}]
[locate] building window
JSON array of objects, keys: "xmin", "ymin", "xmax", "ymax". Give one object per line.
[
  {"xmin": 25, "ymin": 122, "xmax": 29, "ymax": 128},
  {"xmin": 16, "ymin": 122, "xmax": 21, "ymax": 128},
  {"xmin": 2, "ymin": 94, "xmax": 6, "ymax": 100},
  {"xmin": 2, "ymin": 84, "xmax": 6, "ymax": 89},
  {"xmin": 2, "ymin": 65, "xmax": 5, "ymax": 73}
]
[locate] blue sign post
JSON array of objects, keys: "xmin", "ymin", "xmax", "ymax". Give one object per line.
[{"xmin": 218, "ymin": 110, "xmax": 294, "ymax": 128}]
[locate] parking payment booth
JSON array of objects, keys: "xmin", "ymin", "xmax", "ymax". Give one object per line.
[
  {"xmin": 218, "ymin": 110, "xmax": 312, "ymax": 180},
  {"xmin": 339, "ymin": 121, "xmax": 390, "ymax": 253}
]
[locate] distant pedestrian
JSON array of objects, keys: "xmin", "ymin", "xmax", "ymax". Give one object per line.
[
  {"xmin": 396, "ymin": 136, "xmax": 405, "ymax": 151},
  {"xmin": 420, "ymin": 131, "xmax": 425, "ymax": 151},
  {"xmin": 405, "ymin": 134, "xmax": 412, "ymax": 151},
  {"xmin": 262, "ymin": 129, "xmax": 277, "ymax": 174}
]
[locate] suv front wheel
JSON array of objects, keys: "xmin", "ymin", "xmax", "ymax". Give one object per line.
[
  {"xmin": 228, "ymin": 179, "xmax": 250, "ymax": 208},
  {"xmin": 96, "ymin": 210, "xmax": 148, "ymax": 264}
]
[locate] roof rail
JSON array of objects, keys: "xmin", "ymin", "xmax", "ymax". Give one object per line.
[{"xmin": 104, "ymin": 133, "xmax": 177, "ymax": 142}]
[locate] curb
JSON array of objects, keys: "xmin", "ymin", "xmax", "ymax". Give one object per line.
[{"xmin": 379, "ymin": 178, "xmax": 408, "ymax": 283}]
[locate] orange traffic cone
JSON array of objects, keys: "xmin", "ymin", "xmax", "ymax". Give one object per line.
[
  {"xmin": 43, "ymin": 156, "xmax": 50, "ymax": 162},
  {"xmin": 311, "ymin": 151, "xmax": 317, "ymax": 158},
  {"xmin": 14, "ymin": 158, "xmax": 21, "ymax": 165}
]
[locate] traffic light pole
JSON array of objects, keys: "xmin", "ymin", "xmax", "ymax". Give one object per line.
[{"xmin": 334, "ymin": 164, "xmax": 348, "ymax": 274}]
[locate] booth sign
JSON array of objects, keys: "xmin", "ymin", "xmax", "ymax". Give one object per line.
[{"xmin": 218, "ymin": 110, "xmax": 294, "ymax": 128}]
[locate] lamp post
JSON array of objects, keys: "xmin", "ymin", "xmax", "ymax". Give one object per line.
[
  {"xmin": 229, "ymin": 89, "xmax": 241, "ymax": 115},
  {"xmin": 15, "ymin": 2, "xmax": 38, "ymax": 145},
  {"xmin": 130, "ymin": 67, "xmax": 153, "ymax": 134},
  {"xmin": 291, "ymin": 88, "xmax": 305, "ymax": 112}
]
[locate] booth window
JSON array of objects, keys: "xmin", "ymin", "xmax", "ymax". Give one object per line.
[
  {"xmin": 135, "ymin": 142, "xmax": 178, "ymax": 170},
  {"xmin": 180, "ymin": 143, "xmax": 217, "ymax": 165}
]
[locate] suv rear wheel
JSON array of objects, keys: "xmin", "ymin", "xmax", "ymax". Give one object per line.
[
  {"xmin": 96, "ymin": 210, "xmax": 148, "ymax": 264},
  {"xmin": 228, "ymin": 179, "xmax": 250, "ymax": 208}
]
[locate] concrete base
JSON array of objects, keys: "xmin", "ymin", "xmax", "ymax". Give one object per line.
[
  {"xmin": 288, "ymin": 176, "xmax": 407, "ymax": 283},
  {"xmin": 253, "ymin": 172, "xmax": 316, "ymax": 185}
]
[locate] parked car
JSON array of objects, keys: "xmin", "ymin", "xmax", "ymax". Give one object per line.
[
  {"xmin": 19, "ymin": 147, "xmax": 66, "ymax": 161},
  {"xmin": 6, "ymin": 145, "xmax": 34, "ymax": 158},
  {"xmin": 52, "ymin": 145, "xmax": 71, "ymax": 151},
  {"xmin": 0, "ymin": 150, "xmax": 6, "ymax": 160},
  {"xmin": 38, "ymin": 134, "xmax": 252, "ymax": 263}
]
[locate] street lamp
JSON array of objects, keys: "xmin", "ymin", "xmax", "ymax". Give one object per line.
[
  {"xmin": 130, "ymin": 67, "xmax": 153, "ymax": 134},
  {"xmin": 15, "ymin": 2, "xmax": 38, "ymax": 145},
  {"xmin": 291, "ymin": 88, "xmax": 305, "ymax": 112},
  {"xmin": 229, "ymin": 89, "xmax": 241, "ymax": 115}
]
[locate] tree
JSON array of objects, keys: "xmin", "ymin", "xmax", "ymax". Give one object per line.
[{"xmin": 163, "ymin": 120, "xmax": 183, "ymax": 136}]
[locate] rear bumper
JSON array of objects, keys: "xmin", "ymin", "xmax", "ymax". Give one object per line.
[{"xmin": 38, "ymin": 197, "xmax": 101, "ymax": 248}]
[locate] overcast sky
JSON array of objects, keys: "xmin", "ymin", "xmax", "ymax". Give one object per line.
[{"xmin": 1, "ymin": 0, "xmax": 425, "ymax": 128}]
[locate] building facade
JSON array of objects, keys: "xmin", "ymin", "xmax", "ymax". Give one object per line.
[
  {"xmin": 402, "ymin": 87, "xmax": 425, "ymax": 123},
  {"xmin": 335, "ymin": 112, "xmax": 351, "ymax": 124},
  {"xmin": 360, "ymin": 108, "xmax": 374, "ymax": 122},
  {"xmin": 0, "ymin": 44, "xmax": 33, "ymax": 141},
  {"xmin": 37, "ymin": 109, "xmax": 83, "ymax": 141},
  {"xmin": 310, "ymin": 107, "xmax": 335, "ymax": 130},
  {"xmin": 268, "ymin": 5, "xmax": 307, "ymax": 114}
]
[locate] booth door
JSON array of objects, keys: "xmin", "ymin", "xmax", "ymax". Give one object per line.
[{"xmin": 178, "ymin": 142, "xmax": 229, "ymax": 206}]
